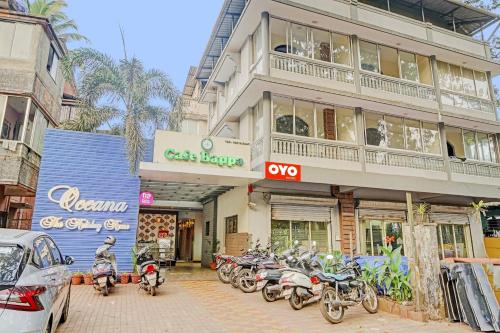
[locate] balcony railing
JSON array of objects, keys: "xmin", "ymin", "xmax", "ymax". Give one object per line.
[
  {"xmin": 365, "ymin": 148, "xmax": 445, "ymax": 172},
  {"xmin": 441, "ymin": 90, "xmax": 495, "ymax": 114},
  {"xmin": 270, "ymin": 52, "xmax": 355, "ymax": 85},
  {"xmin": 272, "ymin": 135, "xmax": 360, "ymax": 162},
  {"xmin": 450, "ymin": 159, "xmax": 500, "ymax": 178},
  {"xmin": 360, "ymin": 72, "xmax": 437, "ymax": 102}
]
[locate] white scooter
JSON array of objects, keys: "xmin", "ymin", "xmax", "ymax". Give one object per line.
[
  {"xmin": 136, "ymin": 245, "xmax": 165, "ymax": 296},
  {"xmin": 92, "ymin": 236, "xmax": 118, "ymax": 296},
  {"xmin": 279, "ymin": 241, "xmax": 324, "ymax": 310}
]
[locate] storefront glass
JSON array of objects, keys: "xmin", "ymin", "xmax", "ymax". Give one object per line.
[
  {"xmin": 273, "ymin": 96, "xmax": 293, "ymax": 134},
  {"xmin": 271, "ymin": 220, "xmax": 329, "ymax": 253},
  {"xmin": 437, "ymin": 224, "xmax": 468, "ymax": 259},
  {"xmin": 361, "ymin": 219, "xmax": 404, "ymax": 256}
]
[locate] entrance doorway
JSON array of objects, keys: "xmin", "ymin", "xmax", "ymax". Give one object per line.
[{"xmin": 177, "ymin": 218, "xmax": 195, "ymax": 261}]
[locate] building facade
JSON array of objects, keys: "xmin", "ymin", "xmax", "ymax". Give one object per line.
[{"xmin": 0, "ymin": 4, "xmax": 66, "ymax": 229}]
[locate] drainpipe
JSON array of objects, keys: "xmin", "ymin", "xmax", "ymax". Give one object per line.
[
  {"xmin": 262, "ymin": 91, "xmax": 272, "ymax": 164},
  {"xmin": 261, "ymin": 12, "xmax": 270, "ymax": 76}
]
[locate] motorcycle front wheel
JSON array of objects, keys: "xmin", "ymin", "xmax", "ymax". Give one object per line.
[
  {"xmin": 217, "ymin": 263, "xmax": 231, "ymax": 284},
  {"xmin": 150, "ymin": 286, "xmax": 156, "ymax": 296},
  {"xmin": 102, "ymin": 284, "xmax": 109, "ymax": 297},
  {"xmin": 362, "ymin": 284, "xmax": 378, "ymax": 314},
  {"xmin": 289, "ymin": 288, "xmax": 304, "ymax": 310},
  {"xmin": 238, "ymin": 269, "xmax": 257, "ymax": 293},
  {"xmin": 262, "ymin": 282, "xmax": 278, "ymax": 302},
  {"xmin": 320, "ymin": 286, "xmax": 344, "ymax": 324}
]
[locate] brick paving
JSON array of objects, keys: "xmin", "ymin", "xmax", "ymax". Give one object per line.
[{"xmin": 57, "ymin": 268, "xmax": 472, "ymax": 333}]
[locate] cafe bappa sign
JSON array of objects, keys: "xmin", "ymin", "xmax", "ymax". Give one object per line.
[{"xmin": 40, "ymin": 185, "xmax": 131, "ymax": 233}]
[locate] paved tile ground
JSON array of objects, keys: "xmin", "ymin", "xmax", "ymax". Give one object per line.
[{"xmin": 57, "ymin": 267, "xmax": 472, "ymax": 333}]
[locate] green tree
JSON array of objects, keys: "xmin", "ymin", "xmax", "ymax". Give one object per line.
[
  {"xmin": 61, "ymin": 47, "xmax": 182, "ymax": 173},
  {"xmin": 22, "ymin": 0, "xmax": 88, "ymax": 43}
]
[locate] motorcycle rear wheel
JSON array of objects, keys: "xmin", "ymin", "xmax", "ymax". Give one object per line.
[
  {"xmin": 217, "ymin": 263, "xmax": 231, "ymax": 284},
  {"xmin": 320, "ymin": 286, "xmax": 344, "ymax": 324},
  {"xmin": 289, "ymin": 288, "xmax": 304, "ymax": 310},
  {"xmin": 229, "ymin": 269, "xmax": 240, "ymax": 288},
  {"xmin": 262, "ymin": 282, "xmax": 278, "ymax": 302},
  {"xmin": 102, "ymin": 284, "xmax": 109, "ymax": 297},
  {"xmin": 238, "ymin": 269, "xmax": 257, "ymax": 293},
  {"xmin": 150, "ymin": 286, "xmax": 156, "ymax": 296},
  {"xmin": 362, "ymin": 285, "xmax": 378, "ymax": 314}
]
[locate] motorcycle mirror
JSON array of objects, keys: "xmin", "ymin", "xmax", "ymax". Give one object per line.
[
  {"xmin": 287, "ymin": 256, "xmax": 294, "ymax": 261},
  {"xmin": 293, "ymin": 240, "xmax": 299, "ymax": 246},
  {"xmin": 64, "ymin": 256, "xmax": 74, "ymax": 265},
  {"xmin": 326, "ymin": 254, "xmax": 334, "ymax": 260}
]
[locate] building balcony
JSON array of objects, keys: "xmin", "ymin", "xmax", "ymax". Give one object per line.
[
  {"xmin": 0, "ymin": 140, "xmax": 40, "ymax": 195},
  {"xmin": 441, "ymin": 90, "xmax": 496, "ymax": 121}
]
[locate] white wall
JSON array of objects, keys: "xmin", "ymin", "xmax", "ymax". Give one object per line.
[
  {"xmin": 217, "ymin": 186, "xmax": 249, "ymax": 252},
  {"xmin": 247, "ymin": 192, "xmax": 271, "ymax": 246}
]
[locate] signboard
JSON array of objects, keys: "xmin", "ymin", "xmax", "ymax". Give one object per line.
[
  {"xmin": 153, "ymin": 131, "xmax": 250, "ymax": 170},
  {"xmin": 265, "ymin": 162, "xmax": 301, "ymax": 182},
  {"xmin": 32, "ymin": 129, "xmax": 140, "ymax": 272},
  {"xmin": 139, "ymin": 191, "xmax": 154, "ymax": 206}
]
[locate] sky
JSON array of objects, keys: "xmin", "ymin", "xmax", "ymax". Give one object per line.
[{"xmin": 65, "ymin": 0, "xmax": 225, "ymax": 91}]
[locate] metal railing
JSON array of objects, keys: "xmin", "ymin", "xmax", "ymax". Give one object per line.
[
  {"xmin": 270, "ymin": 52, "xmax": 355, "ymax": 85},
  {"xmin": 441, "ymin": 90, "xmax": 495, "ymax": 114},
  {"xmin": 365, "ymin": 148, "xmax": 445, "ymax": 172},
  {"xmin": 272, "ymin": 135, "xmax": 360, "ymax": 162},
  {"xmin": 450, "ymin": 159, "xmax": 500, "ymax": 178},
  {"xmin": 360, "ymin": 72, "xmax": 436, "ymax": 101}
]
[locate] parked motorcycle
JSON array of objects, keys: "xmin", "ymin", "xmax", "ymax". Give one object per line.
[
  {"xmin": 279, "ymin": 241, "xmax": 324, "ymax": 310},
  {"xmin": 136, "ymin": 245, "xmax": 165, "ymax": 296},
  {"xmin": 228, "ymin": 239, "xmax": 266, "ymax": 288},
  {"xmin": 92, "ymin": 236, "xmax": 118, "ymax": 296},
  {"xmin": 316, "ymin": 256, "xmax": 378, "ymax": 324}
]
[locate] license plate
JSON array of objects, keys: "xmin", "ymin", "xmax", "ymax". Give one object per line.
[
  {"xmin": 283, "ymin": 288, "xmax": 292, "ymax": 299},
  {"xmin": 312, "ymin": 284, "xmax": 323, "ymax": 293},
  {"xmin": 97, "ymin": 277, "xmax": 107, "ymax": 285}
]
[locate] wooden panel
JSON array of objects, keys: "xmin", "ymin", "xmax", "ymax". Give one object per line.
[
  {"xmin": 485, "ymin": 237, "xmax": 500, "ymax": 259},
  {"xmin": 225, "ymin": 232, "xmax": 250, "ymax": 256},
  {"xmin": 337, "ymin": 192, "xmax": 355, "ymax": 255}
]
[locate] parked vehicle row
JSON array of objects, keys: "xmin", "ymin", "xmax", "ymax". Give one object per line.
[{"xmin": 215, "ymin": 239, "xmax": 379, "ymax": 324}]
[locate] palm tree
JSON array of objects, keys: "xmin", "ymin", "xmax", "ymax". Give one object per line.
[
  {"xmin": 23, "ymin": 0, "xmax": 88, "ymax": 43},
  {"xmin": 61, "ymin": 47, "xmax": 182, "ymax": 173}
]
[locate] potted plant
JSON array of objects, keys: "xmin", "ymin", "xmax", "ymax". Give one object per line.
[
  {"xmin": 209, "ymin": 239, "xmax": 221, "ymax": 270},
  {"xmin": 130, "ymin": 247, "xmax": 141, "ymax": 284},
  {"xmin": 71, "ymin": 272, "xmax": 83, "ymax": 285},
  {"xmin": 413, "ymin": 203, "xmax": 429, "ymax": 224},
  {"xmin": 83, "ymin": 272, "xmax": 93, "ymax": 285},
  {"xmin": 472, "ymin": 200, "xmax": 487, "ymax": 224},
  {"xmin": 120, "ymin": 272, "xmax": 130, "ymax": 284}
]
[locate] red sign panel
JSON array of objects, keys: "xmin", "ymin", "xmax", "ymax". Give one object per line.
[{"xmin": 265, "ymin": 162, "xmax": 301, "ymax": 182}]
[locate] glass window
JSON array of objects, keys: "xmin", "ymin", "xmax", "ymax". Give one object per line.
[
  {"xmin": 365, "ymin": 112, "xmax": 386, "ymax": 147},
  {"xmin": 0, "ymin": 245, "xmax": 25, "ymax": 284},
  {"xmin": 312, "ymin": 28, "xmax": 331, "ymax": 62},
  {"xmin": 474, "ymin": 71, "xmax": 489, "ymax": 99},
  {"xmin": 370, "ymin": 221, "xmax": 383, "ymax": 255},
  {"xmin": 252, "ymin": 101, "xmax": 263, "ymax": 140},
  {"xmin": 416, "ymin": 55, "xmax": 433, "ymax": 85},
  {"xmin": 45, "ymin": 237, "xmax": 62, "ymax": 265},
  {"xmin": 23, "ymin": 102, "xmax": 36, "ymax": 145},
  {"xmin": 252, "ymin": 24, "xmax": 262, "ymax": 64},
  {"xmin": 310, "ymin": 222, "xmax": 329, "ymax": 253},
  {"xmin": 454, "ymin": 225, "xmax": 468, "ymax": 258},
  {"xmin": 47, "ymin": 46, "xmax": 58, "ymax": 80},
  {"xmin": 33, "ymin": 237, "xmax": 54, "ymax": 268},
  {"xmin": 462, "ymin": 68, "xmax": 476, "ymax": 96},
  {"xmin": 225, "ymin": 215, "xmax": 238, "ymax": 234},
  {"xmin": 489, "ymin": 134, "xmax": 498, "ymax": 163},
  {"xmin": 477, "ymin": 132, "xmax": 492, "ymax": 162},
  {"xmin": 463, "ymin": 130, "xmax": 477, "ymax": 160},
  {"xmin": 405, "ymin": 119, "xmax": 422, "ymax": 152},
  {"xmin": 291, "ymin": 221, "xmax": 309, "ymax": 248},
  {"xmin": 437, "ymin": 61, "xmax": 452, "ymax": 91},
  {"xmin": 273, "ymin": 96, "xmax": 293, "ymax": 134},
  {"xmin": 386, "ymin": 222, "xmax": 404, "ymax": 254},
  {"xmin": 438, "ymin": 224, "xmax": 455, "ymax": 259},
  {"xmin": 1, "ymin": 96, "xmax": 28, "ymax": 141},
  {"xmin": 271, "ymin": 19, "xmax": 288, "ymax": 53},
  {"xmin": 336, "ymin": 108, "xmax": 356, "ymax": 143},
  {"xmin": 445, "ymin": 127, "xmax": 465, "ymax": 159},
  {"xmin": 438, "ymin": 224, "xmax": 469, "ymax": 259},
  {"xmin": 294, "ymin": 100, "xmax": 314, "ymax": 137},
  {"xmin": 450, "ymin": 65, "xmax": 463, "ymax": 93},
  {"xmin": 379, "ymin": 45, "xmax": 399, "ymax": 78},
  {"xmin": 271, "ymin": 220, "xmax": 290, "ymax": 255},
  {"xmin": 385, "ymin": 116, "xmax": 404, "ymax": 149},
  {"xmin": 332, "ymin": 33, "xmax": 351, "ymax": 66},
  {"xmin": 31, "ymin": 109, "xmax": 49, "ymax": 153},
  {"xmin": 291, "ymin": 23, "xmax": 310, "ymax": 58},
  {"xmin": 359, "ymin": 41, "xmax": 379, "ymax": 73},
  {"xmin": 359, "ymin": 0, "xmax": 388, "ymax": 10},
  {"xmin": 422, "ymin": 122, "xmax": 441, "ymax": 155},
  {"xmin": 400, "ymin": 51, "xmax": 418, "ymax": 82},
  {"xmin": 316, "ymin": 105, "xmax": 336, "ymax": 140}
]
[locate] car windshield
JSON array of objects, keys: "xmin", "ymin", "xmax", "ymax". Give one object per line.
[{"xmin": 0, "ymin": 245, "xmax": 24, "ymax": 285}]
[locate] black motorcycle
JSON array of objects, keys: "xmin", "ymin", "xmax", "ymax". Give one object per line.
[{"xmin": 315, "ymin": 257, "xmax": 378, "ymax": 324}]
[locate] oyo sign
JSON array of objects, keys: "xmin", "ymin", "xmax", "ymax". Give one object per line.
[{"xmin": 265, "ymin": 162, "xmax": 301, "ymax": 182}]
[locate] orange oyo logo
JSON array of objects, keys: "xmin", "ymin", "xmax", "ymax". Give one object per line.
[{"xmin": 265, "ymin": 162, "xmax": 301, "ymax": 182}]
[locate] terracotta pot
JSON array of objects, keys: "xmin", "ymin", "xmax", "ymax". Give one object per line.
[
  {"xmin": 120, "ymin": 274, "xmax": 130, "ymax": 284},
  {"xmin": 209, "ymin": 262, "xmax": 217, "ymax": 270},
  {"xmin": 131, "ymin": 274, "xmax": 141, "ymax": 284},
  {"xmin": 71, "ymin": 276, "xmax": 82, "ymax": 285},
  {"xmin": 84, "ymin": 275, "xmax": 93, "ymax": 285}
]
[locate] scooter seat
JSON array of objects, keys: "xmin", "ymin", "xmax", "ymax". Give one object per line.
[{"xmin": 321, "ymin": 272, "xmax": 354, "ymax": 282}]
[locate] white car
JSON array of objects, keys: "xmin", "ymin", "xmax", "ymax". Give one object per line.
[{"xmin": 0, "ymin": 229, "xmax": 73, "ymax": 333}]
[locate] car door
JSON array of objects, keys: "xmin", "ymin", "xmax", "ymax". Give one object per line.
[
  {"xmin": 32, "ymin": 237, "xmax": 58, "ymax": 317},
  {"xmin": 44, "ymin": 237, "xmax": 67, "ymax": 321}
]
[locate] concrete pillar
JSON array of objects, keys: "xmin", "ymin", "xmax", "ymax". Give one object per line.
[
  {"xmin": 438, "ymin": 122, "xmax": 452, "ymax": 180},
  {"xmin": 349, "ymin": 0, "xmax": 358, "ymax": 20},
  {"xmin": 430, "ymin": 56, "xmax": 443, "ymax": 118},
  {"xmin": 486, "ymin": 71, "xmax": 497, "ymax": 119},
  {"xmin": 262, "ymin": 91, "xmax": 272, "ymax": 162},
  {"xmin": 351, "ymin": 35, "xmax": 362, "ymax": 94},
  {"xmin": 470, "ymin": 211, "xmax": 488, "ymax": 258},
  {"xmin": 355, "ymin": 107, "xmax": 366, "ymax": 172},
  {"xmin": 261, "ymin": 12, "xmax": 270, "ymax": 76}
]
